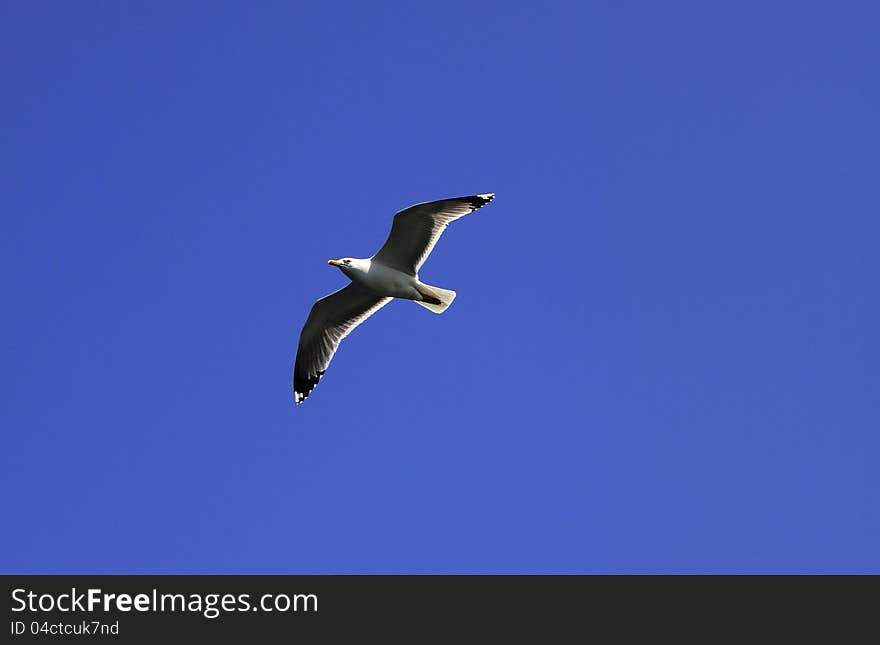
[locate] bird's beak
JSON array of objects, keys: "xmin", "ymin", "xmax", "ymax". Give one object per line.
[{"xmin": 327, "ymin": 259, "xmax": 342, "ymax": 267}]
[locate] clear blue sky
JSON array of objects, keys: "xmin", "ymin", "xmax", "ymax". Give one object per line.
[{"xmin": 2, "ymin": 1, "xmax": 878, "ymax": 573}]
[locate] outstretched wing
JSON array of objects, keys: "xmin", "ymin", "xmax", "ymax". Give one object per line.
[
  {"xmin": 293, "ymin": 283, "xmax": 391, "ymax": 404},
  {"xmin": 372, "ymin": 193, "xmax": 494, "ymax": 275}
]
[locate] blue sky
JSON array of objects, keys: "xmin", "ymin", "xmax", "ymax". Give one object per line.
[{"xmin": 2, "ymin": 1, "xmax": 878, "ymax": 573}]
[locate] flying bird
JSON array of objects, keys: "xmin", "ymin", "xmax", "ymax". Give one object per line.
[{"xmin": 293, "ymin": 193, "xmax": 495, "ymax": 404}]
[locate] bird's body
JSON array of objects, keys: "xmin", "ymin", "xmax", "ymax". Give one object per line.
[
  {"xmin": 293, "ymin": 193, "xmax": 495, "ymax": 404},
  {"xmin": 334, "ymin": 258, "xmax": 423, "ymax": 302}
]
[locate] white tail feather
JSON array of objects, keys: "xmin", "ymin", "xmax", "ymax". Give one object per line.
[{"xmin": 414, "ymin": 283, "xmax": 456, "ymax": 314}]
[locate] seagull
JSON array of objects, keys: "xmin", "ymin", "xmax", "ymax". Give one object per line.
[{"xmin": 293, "ymin": 193, "xmax": 495, "ymax": 404}]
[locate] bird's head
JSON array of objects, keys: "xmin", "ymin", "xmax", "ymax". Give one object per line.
[{"xmin": 327, "ymin": 257, "xmax": 367, "ymax": 276}]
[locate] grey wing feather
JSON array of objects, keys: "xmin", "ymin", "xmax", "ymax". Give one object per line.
[
  {"xmin": 372, "ymin": 193, "xmax": 494, "ymax": 275},
  {"xmin": 293, "ymin": 283, "xmax": 391, "ymax": 404}
]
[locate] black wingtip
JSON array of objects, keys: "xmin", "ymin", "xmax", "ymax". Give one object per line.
[
  {"xmin": 293, "ymin": 370, "xmax": 325, "ymax": 405},
  {"xmin": 466, "ymin": 193, "xmax": 495, "ymax": 210}
]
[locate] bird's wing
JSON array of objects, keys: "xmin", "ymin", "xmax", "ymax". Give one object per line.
[
  {"xmin": 372, "ymin": 193, "xmax": 494, "ymax": 275},
  {"xmin": 293, "ymin": 283, "xmax": 391, "ymax": 404}
]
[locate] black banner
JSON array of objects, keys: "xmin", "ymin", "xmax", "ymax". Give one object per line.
[{"xmin": 3, "ymin": 575, "xmax": 875, "ymax": 639}]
